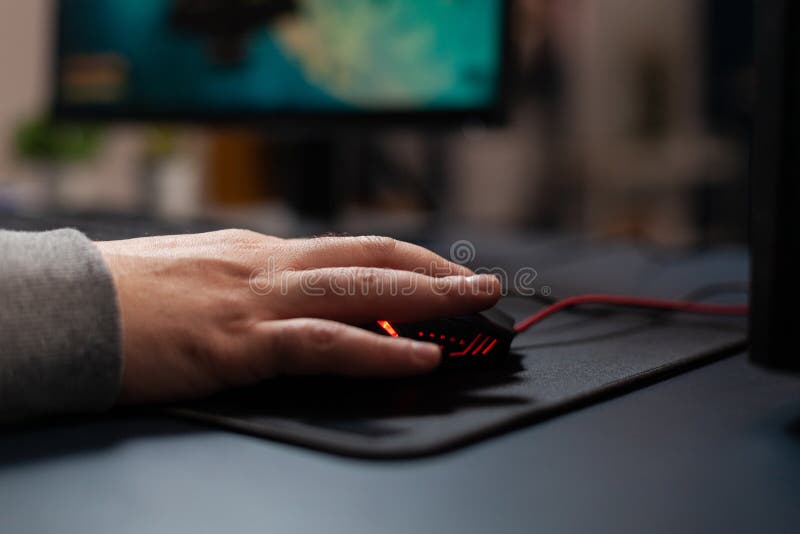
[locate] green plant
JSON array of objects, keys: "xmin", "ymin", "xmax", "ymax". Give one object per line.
[{"xmin": 14, "ymin": 118, "xmax": 103, "ymax": 164}]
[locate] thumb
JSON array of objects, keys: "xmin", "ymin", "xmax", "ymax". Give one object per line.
[{"xmin": 247, "ymin": 318, "xmax": 442, "ymax": 378}]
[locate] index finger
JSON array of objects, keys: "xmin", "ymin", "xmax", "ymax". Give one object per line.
[
  {"xmin": 272, "ymin": 268, "xmax": 501, "ymax": 324},
  {"xmin": 284, "ymin": 235, "xmax": 474, "ymax": 277}
]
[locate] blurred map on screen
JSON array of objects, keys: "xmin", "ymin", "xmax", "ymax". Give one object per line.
[{"xmin": 57, "ymin": 0, "xmax": 504, "ymax": 114}]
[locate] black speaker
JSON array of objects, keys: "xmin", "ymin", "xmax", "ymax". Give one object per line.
[{"xmin": 750, "ymin": 0, "xmax": 800, "ymax": 371}]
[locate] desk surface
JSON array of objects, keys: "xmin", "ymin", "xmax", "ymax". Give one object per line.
[
  {"xmin": 1, "ymin": 353, "xmax": 799, "ymax": 534},
  {"xmin": 0, "ymin": 229, "xmax": 797, "ymax": 533}
]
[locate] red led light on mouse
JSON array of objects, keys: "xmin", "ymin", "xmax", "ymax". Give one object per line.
[{"xmin": 376, "ymin": 320, "xmax": 399, "ymax": 338}]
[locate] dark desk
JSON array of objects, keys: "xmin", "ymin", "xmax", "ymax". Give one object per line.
[{"xmin": 1, "ymin": 353, "xmax": 798, "ymax": 533}]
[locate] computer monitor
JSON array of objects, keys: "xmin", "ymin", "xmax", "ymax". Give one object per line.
[
  {"xmin": 51, "ymin": 0, "xmax": 510, "ymax": 126},
  {"xmin": 750, "ymin": 0, "xmax": 800, "ymax": 372}
]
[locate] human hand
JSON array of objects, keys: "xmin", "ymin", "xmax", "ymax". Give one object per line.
[{"xmin": 96, "ymin": 231, "xmax": 500, "ymax": 404}]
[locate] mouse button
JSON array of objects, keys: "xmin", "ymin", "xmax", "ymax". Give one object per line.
[{"xmin": 477, "ymin": 307, "xmax": 516, "ymax": 332}]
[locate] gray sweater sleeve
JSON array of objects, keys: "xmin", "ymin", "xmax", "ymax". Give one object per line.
[{"xmin": 0, "ymin": 229, "xmax": 122, "ymax": 421}]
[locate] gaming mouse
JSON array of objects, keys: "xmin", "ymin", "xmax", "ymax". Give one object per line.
[{"xmin": 363, "ymin": 307, "xmax": 517, "ymax": 364}]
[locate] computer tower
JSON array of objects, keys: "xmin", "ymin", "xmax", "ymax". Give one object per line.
[{"xmin": 750, "ymin": 0, "xmax": 800, "ymax": 371}]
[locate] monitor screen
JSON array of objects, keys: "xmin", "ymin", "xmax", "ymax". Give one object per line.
[{"xmin": 53, "ymin": 0, "xmax": 508, "ymax": 122}]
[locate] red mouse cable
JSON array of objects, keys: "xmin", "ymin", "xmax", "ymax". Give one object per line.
[{"xmin": 514, "ymin": 294, "xmax": 749, "ymax": 333}]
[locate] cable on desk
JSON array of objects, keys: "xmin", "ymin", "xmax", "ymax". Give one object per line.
[{"xmin": 514, "ymin": 294, "xmax": 749, "ymax": 333}]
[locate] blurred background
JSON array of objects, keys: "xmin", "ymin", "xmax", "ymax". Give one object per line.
[{"xmin": 0, "ymin": 0, "xmax": 753, "ymax": 246}]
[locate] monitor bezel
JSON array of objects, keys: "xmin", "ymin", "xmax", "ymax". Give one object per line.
[{"xmin": 49, "ymin": 0, "xmax": 513, "ymax": 129}]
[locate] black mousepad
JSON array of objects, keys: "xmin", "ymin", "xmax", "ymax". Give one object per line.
[{"xmin": 168, "ymin": 298, "xmax": 747, "ymax": 459}]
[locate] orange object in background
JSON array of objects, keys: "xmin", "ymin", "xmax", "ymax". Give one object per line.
[{"xmin": 207, "ymin": 130, "xmax": 276, "ymax": 206}]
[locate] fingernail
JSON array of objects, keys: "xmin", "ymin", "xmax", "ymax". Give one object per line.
[
  {"xmin": 410, "ymin": 341, "xmax": 441, "ymax": 368},
  {"xmin": 466, "ymin": 274, "xmax": 500, "ymax": 295}
]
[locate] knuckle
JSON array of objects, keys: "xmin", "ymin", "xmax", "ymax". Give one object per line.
[
  {"xmin": 187, "ymin": 327, "xmax": 244, "ymax": 386},
  {"xmin": 296, "ymin": 319, "xmax": 340, "ymax": 352},
  {"xmin": 352, "ymin": 267, "xmax": 381, "ymax": 293},
  {"xmin": 212, "ymin": 229, "xmax": 265, "ymax": 255},
  {"xmin": 219, "ymin": 228, "xmax": 260, "ymax": 241},
  {"xmin": 261, "ymin": 321, "xmax": 306, "ymax": 375},
  {"xmin": 357, "ymin": 235, "xmax": 397, "ymax": 257},
  {"xmin": 218, "ymin": 229, "xmax": 266, "ymax": 252}
]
